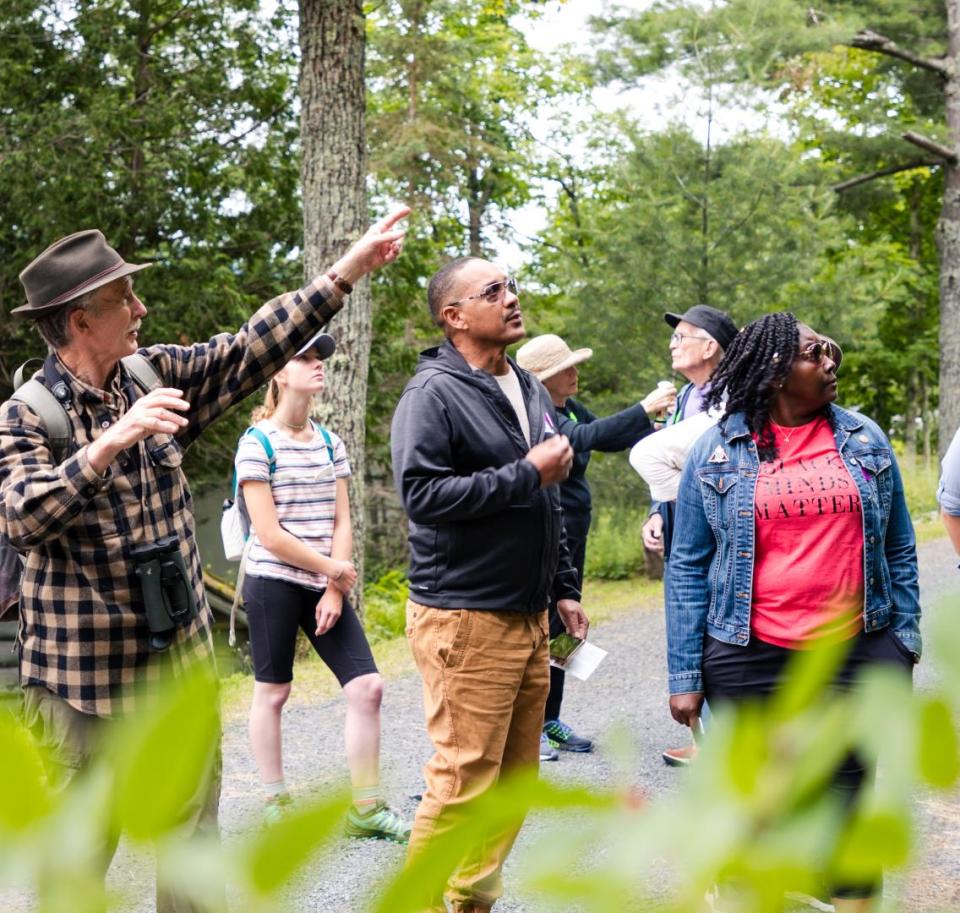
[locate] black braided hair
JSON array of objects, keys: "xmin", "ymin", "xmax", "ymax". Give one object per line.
[{"xmin": 704, "ymin": 311, "xmax": 799, "ymax": 462}]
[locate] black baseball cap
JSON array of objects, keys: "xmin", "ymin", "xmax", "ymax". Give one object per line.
[{"xmin": 664, "ymin": 304, "xmax": 738, "ymax": 351}]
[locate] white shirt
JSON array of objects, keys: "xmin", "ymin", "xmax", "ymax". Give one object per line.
[
  {"xmin": 493, "ymin": 367, "xmax": 531, "ymax": 447},
  {"xmin": 629, "ymin": 407, "xmax": 722, "ymax": 501}
]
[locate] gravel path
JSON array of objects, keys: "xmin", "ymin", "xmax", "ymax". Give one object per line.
[
  {"xmin": 5, "ymin": 538, "xmax": 959, "ymax": 912},
  {"xmin": 215, "ymin": 536, "xmax": 960, "ymax": 913}
]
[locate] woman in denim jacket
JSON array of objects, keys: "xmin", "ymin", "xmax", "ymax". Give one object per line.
[{"xmin": 666, "ymin": 311, "xmax": 920, "ymax": 911}]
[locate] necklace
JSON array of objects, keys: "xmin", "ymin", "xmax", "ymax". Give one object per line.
[
  {"xmin": 275, "ymin": 416, "xmax": 309, "ymax": 431},
  {"xmin": 769, "ymin": 419, "xmax": 811, "ymax": 445}
]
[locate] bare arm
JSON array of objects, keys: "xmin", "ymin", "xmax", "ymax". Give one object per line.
[
  {"xmin": 327, "ymin": 478, "xmax": 356, "ymax": 594},
  {"xmin": 943, "ymin": 510, "xmax": 960, "ymax": 557},
  {"xmin": 242, "ymin": 480, "xmax": 345, "ymax": 580}
]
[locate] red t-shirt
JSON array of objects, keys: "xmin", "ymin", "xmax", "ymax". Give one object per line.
[{"xmin": 751, "ymin": 416, "xmax": 864, "ymax": 647}]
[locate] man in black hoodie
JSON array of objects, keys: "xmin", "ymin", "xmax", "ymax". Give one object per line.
[{"xmin": 391, "ymin": 257, "xmax": 589, "ymax": 913}]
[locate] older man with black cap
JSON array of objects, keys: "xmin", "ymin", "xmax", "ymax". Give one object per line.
[
  {"xmin": 0, "ymin": 212, "xmax": 407, "ymax": 912},
  {"xmin": 640, "ymin": 303, "xmax": 738, "ymax": 768}
]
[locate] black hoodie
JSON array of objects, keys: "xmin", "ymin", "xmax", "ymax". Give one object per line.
[{"xmin": 391, "ymin": 339, "xmax": 581, "ymax": 612}]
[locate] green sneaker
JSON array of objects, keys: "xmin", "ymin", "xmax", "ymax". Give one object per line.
[
  {"xmin": 263, "ymin": 792, "xmax": 293, "ymax": 825},
  {"xmin": 344, "ymin": 800, "xmax": 411, "ymax": 844}
]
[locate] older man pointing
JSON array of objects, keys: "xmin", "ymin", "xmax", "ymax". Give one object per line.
[{"xmin": 0, "ymin": 209, "xmax": 407, "ymax": 912}]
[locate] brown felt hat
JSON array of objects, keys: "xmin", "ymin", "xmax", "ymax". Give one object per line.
[{"xmin": 14, "ymin": 230, "xmax": 152, "ymax": 318}]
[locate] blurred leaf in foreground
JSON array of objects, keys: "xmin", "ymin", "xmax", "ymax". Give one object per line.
[{"xmin": 107, "ymin": 663, "xmax": 221, "ymax": 842}]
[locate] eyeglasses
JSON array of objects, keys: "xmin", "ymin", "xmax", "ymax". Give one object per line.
[
  {"xmin": 798, "ymin": 340, "xmax": 835, "ymax": 365},
  {"xmin": 670, "ymin": 332, "xmax": 711, "ymax": 346},
  {"xmin": 447, "ymin": 276, "xmax": 520, "ymax": 308}
]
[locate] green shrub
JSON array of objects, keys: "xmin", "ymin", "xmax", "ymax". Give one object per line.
[
  {"xmin": 363, "ymin": 569, "xmax": 409, "ymax": 643},
  {"xmin": 584, "ymin": 508, "xmax": 647, "ymax": 580},
  {"xmin": 893, "ymin": 446, "xmax": 941, "ymax": 518}
]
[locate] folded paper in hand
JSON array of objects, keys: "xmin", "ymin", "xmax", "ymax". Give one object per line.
[{"xmin": 550, "ymin": 640, "xmax": 607, "ymax": 681}]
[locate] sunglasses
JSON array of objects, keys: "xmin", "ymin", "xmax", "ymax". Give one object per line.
[
  {"xmin": 798, "ymin": 340, "xmax": 837, "ymax": 365},
  {"xmin": 447, "ymin": 276, "xmax": 520, "ymax": 307}
]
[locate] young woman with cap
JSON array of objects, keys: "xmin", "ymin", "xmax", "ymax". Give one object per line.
[{"xmin": 236, "ymin": 332, "xmax": 409, "ymax": 840}]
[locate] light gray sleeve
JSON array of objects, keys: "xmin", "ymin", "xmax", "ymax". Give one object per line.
[{"xmin": 938, "ymin": 426, "xmax": 960, "ymax": 515}]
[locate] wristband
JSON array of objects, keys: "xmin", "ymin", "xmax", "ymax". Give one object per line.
[{"xmin": 327, "ymin": 270, "xmax": 353, "ymax": 295}]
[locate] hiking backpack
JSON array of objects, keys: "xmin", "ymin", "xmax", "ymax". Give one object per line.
[{"xmin": 0, "ymin": 354, "xmax": 162, "ymax": 621}]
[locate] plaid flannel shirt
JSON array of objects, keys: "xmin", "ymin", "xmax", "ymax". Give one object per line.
[{"xmin": 0, "ymin": 277, "xmax": 343, "ymax": 716}]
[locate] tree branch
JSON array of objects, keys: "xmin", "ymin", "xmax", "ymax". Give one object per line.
[
  {"xmin": 902, "ymin": 131, "xmax": 958, "ymax": 163},
  {"xmin": 832, "ymin": 158, "xmax": 942, "ymax": 193},
  {"xmin": 848, "ymin": 29, "xmax": 950, "ymax": 76}
]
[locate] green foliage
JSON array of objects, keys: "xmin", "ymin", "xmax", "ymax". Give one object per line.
[
  {"xmin": 0, "ymin": 0, "xmax": 303, "ymax": 481},
  {"xmin": 108, "ymin": 664, "xmax": 221, "ymax": 841},
  {"xmin": 894, "ymin": 448, "xmax": 941, "ymax": 517},
  {"xmin": 363, "ymin": 569, "xmax": 411, "ymax": 642},
  {"xmin": 1, "ymin": 605, "xmax": 959, "ymax": 911},
  {"xmin": 0, "ymin": 713, "xmax": 51, "ymax": 832},
  {"xmin": 584, "ymin": 508, "xmax": 647, "ymax": 580},
  {"xmin": 587, "ymin": 0, "xmax": 946, "ymax": 450},
  {"xmin": 241, "ymin": 792, "xmax": 350, "ymax": 896}
]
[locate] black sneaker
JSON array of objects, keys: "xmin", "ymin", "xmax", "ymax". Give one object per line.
[{"xmin": 543, "ymin": 719, "xmax": 593, "ymax": 753}]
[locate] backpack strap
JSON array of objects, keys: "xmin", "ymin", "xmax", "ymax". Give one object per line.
[
  {"xmin": 9, "ymin": 354, "xmax": 163, "ymax": 466},
  {"xmin": 310, "ymin": 421, "xmax": 336, "ymax": 464},
  {"xmin": 230, "ymin": 426, "xmax": 276, "ymax": 498},
  {"xmin": 120, "ymin": 353, "xmax": 162, "ymax": 394},
  {"xmin": 13, "ymin": 358, "xmax": 44, "ymax": 391},
  {"xmin": 10, "ymin": 380, "xmax": 72, "ymax": 465}
]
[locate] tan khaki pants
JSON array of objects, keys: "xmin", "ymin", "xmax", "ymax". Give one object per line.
[
  {"xmin": 22, "ymin": 684, "xmax": 223, "ymax": 913},
  {"xmin": 405, "ymin": 601, "xmax": 550, "ymax": 912}
]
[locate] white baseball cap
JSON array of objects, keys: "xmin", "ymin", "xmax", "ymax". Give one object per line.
[{"xmin": 296, "ymin": 331, "xmax": 337, "ymax": 359}]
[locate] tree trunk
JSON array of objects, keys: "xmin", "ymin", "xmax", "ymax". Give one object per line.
[
  {"xmin": 299, "ymin": 0, "xmax": 370, "ymax": 610},
  {"xmin": 937, "ymin": 0, "xmax": 960, "ymax": 462}
]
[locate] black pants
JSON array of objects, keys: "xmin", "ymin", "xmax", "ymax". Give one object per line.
[
  {"xmin": 702, "ymin": 627, "xmax": 915, "ymax": 899},
  {"xmin": 545, "ymin": 534, "xmax": 587, "ymax": 723},
  {"xmin": 243, "ymin": 576, "xmax": 378, "ymax": 686}
]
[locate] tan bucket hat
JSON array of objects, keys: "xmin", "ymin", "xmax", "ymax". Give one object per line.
[
  {"xmin": 515, "ymin": 334, "xmax": 592, "ymax": 382},
  {"xmin": 14, "ymin": 229, "xmax": 152, "ymax": 318}
]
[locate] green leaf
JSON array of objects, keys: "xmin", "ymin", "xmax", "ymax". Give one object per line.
[
  {"xmin": 372, "ymin": 770, "xmax": 614, "ymax": 913},
  {"xmin": 108, "ymin": 664, "xmax": 221, "ymax": 842},
  {"xmin": 771, "ymin": 634, "xmax": 850, "ymax": 719},
  {"xmin": 917, "ymin": 697, "xmax": 960, "ymax": 788},
  {"xmin": 240, "ymin": 792, "xmax": 350, "ymax": 895},
  {"xmin": 0, "ymin": 713, "xmax": 52, "ymax": 831},
  {"xmin": 832, "ymin": 806, "xmax": 911, "ymax": 882}
]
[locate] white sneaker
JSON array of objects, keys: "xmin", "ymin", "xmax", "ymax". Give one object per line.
[{"xmin": 539, "ymin": 732, "xmax": 559, "ymax": 762}]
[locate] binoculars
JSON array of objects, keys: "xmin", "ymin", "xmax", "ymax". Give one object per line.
[{"xmin": 131, "ymin": 534, "xmax": 198, "ymax": 652}]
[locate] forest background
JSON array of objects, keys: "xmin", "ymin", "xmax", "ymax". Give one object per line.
[{"xmin": 0, "ymin": 0, "xmax": 953, "ymax": 604}]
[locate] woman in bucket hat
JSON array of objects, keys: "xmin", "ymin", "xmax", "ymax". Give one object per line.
[{"xmin": 516, "ymin": 333, "xmax": 676, "ymax": 759}]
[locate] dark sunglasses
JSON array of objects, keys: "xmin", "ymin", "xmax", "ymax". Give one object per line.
[{"xmin": 447, "ymin": 276, "xmax": 520, "ymax": 307}]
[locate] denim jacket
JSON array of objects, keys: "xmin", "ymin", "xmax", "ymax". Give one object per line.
[{"xmin": 666, "ymin": 405, "xmax": 922, "ymax": 695}]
